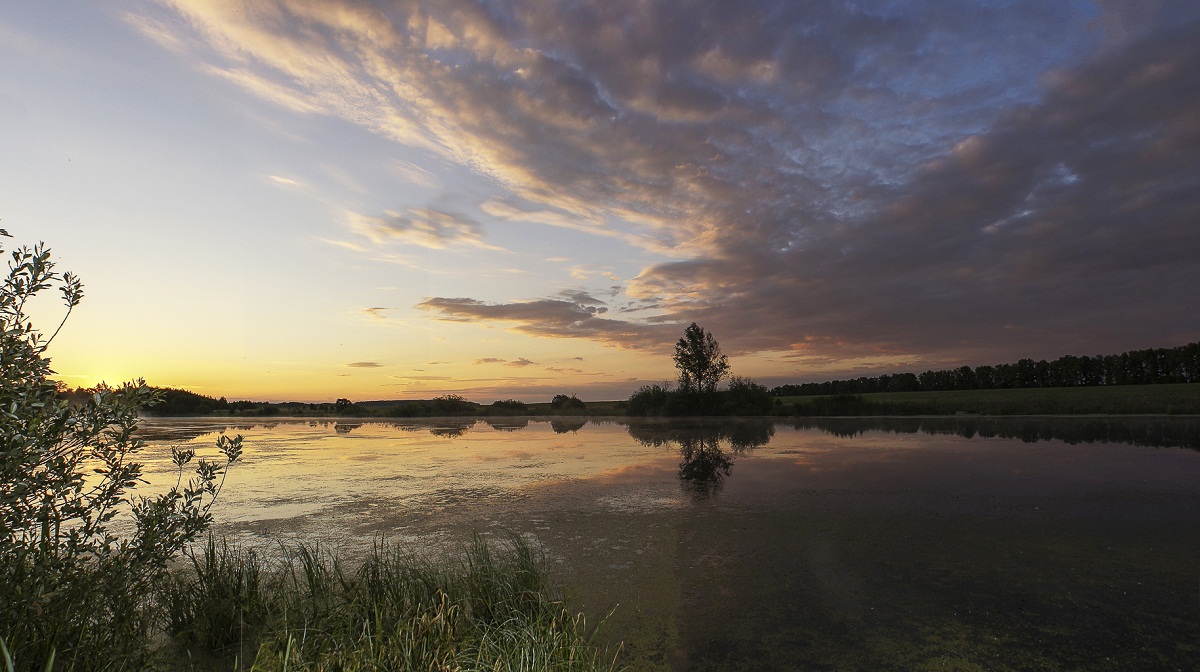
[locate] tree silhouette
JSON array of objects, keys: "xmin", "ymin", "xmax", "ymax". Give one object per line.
[{"xmin": 673, "ymin": 322, "xmax": 730, "ymax": 394}]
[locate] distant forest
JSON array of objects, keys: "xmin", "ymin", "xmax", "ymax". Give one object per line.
[{"xmin": 771, "ymin": 342, "xmax": 1200, "ymax": 397}]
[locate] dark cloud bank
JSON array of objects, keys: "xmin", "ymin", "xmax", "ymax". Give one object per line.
[{"xmin": 170, "ymin": 0, "xmax": 1200, "ymax": 372}]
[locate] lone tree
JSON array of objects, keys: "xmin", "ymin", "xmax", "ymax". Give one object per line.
[{"xmin": 673, "ymin": 322, "xmax": 730, "ymax": 394}]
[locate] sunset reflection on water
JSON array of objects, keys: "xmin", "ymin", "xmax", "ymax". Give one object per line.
[{"xmin": 131, "ymin": 416, "xmax": 1200, "ymax": 670}]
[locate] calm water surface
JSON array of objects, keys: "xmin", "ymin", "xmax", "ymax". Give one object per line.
[{"xmin": 137, "ymin": 416, "xmax": 1200, "ymax": 671}]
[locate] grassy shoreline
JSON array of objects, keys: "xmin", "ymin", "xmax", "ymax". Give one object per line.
[{"xmin": 2, "ymin": 534, "xmax": 620, "ymax": 672}]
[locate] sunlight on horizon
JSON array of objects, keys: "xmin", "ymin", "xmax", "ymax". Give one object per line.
[{"xmin": 4, "ymin": 1, "xmax": 1198, "ymax": 401}]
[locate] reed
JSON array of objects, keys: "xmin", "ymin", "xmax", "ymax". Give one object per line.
[{"xmin": 161, "ymin": 533, "xmax": 621, "ymax": 672}]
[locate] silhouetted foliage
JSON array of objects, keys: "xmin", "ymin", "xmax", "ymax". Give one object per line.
[
  {"xmin": 629, "ymin": 324, "xmax": 776, "ymax": 416},
  {"xmin": 0, "ymin": 230, "xmax": 241, "ymax": 668},
  {"xmin": 550, "ymin": 393, "xmax": 587, "ymax": 411},
  {"xmin": 488, "ymin": 398, "xmax": 529, "ymax": 415},
  {"xmin": 722, "ymin": 376, "xmax": 774, "ymax": 415},
  {"xmin": 627, "ymin": 382, "xmax": 674, "ymax": 416},
  {"xmin": 673, "ymin": 322, "xmax": 730, "ymax": 393},
  {"xmin": 772, "ymin": 342, "xmax": 1200, "ymax": 396},
  {"xmin": 141, "ymin": 387, "xmax": 230, "ymax": 416},
  {"xmin": 431, "ymin": 394, "xmax": 478, "ymax": 416}
]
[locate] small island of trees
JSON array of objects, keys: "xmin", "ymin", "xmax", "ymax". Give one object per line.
[{"xmin": 627, "ymin": 322, "xmax": 774, "ymax": 416}]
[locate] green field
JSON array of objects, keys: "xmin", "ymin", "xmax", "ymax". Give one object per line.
[{"xmin": 778, "ymin": 383, "xmax": 1200, "ymax": 416}]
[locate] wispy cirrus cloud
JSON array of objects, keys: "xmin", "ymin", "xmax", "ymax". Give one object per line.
[
  {"xmin": 346, "ymin": 361, "xmax": 384, "ymax": 368},
  {"xmin": 348, "ymin": 207, "xmax": 503, "ymax": 251},
  {"xmin": 151, "ymin": 0, "xmax": 1200, "ymax": 368}
]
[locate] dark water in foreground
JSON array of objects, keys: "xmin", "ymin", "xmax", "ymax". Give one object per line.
[{"xmin": 137, "ymin": 416, "xmax": 1200, "ymax": 671}]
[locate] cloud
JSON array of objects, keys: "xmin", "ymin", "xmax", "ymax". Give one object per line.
[
  {"xmin": 508, "ymin": 358, "xmax": 537, "ymax": 367},
  {"xmin": 361, "ymin": 307, "xmax": 388, "ymax": 319},
  {"xmin": 389, "ymin": 160, "xmax": 437, "ymax": 188},
  {"xmin": 123, "ymin": 12, "xmax": 190, "ymax": 52},
  {"xmin": 153, "ymin": 0, "xmax": 1200, "ymax": 367},
  {"xmin": 474, "ymin": 358, "xmax": 506, "ymax": 365},
  {"xmin": 348, "ymin": 207, "xmax": 503, "ymax": 251},
  {"xmin": 266, "ymin": 174, "xmax": 301, "ymax": 187},
  {"xmin": 346, "ymin": 361, "xmax": 383, "ymax": 368},
  {"xmin": 391, "ymin": 374, "xmax": 453, "ymax": 381},
  {"xmin": 421, "ymin": 295, "xmax": 676, "ymax": 350},
  {"xmin": 201, "ymin": 65, "xmax": 323, "ymax": 115}
]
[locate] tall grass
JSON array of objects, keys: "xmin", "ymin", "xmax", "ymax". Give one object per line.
[
  {"xmin": 2, "ymin": 534, "xmax": 619, "ymax": 671},
  {"xmin": 160, "ymin": 533, "xmax": 621, "ymax": 672}
]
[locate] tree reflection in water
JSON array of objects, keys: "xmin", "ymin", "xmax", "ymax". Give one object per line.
[
  {"xmin": 428, "ymin": 422, "xmax": 473, "ymax": 438},
  {"xmin": 485, "ymin": 418, "xmax": 530, "ymax": 432},
  {"xmin": 550, "ymin": 418, "xmax": 587, "ymax": 434},
  {"xmin": 625, "ymin": 419, "xmax": 775, "ymax": 495}
]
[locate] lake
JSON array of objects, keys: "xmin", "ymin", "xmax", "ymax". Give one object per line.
[{"xmin": 136, "ymin": 416, "xmax": 1200, "ymax": 671}]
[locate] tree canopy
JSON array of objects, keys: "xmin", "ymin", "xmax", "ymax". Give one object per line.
[{"xmin": 673, "ymin": 322, "xmax": 730, "ymax": 394}]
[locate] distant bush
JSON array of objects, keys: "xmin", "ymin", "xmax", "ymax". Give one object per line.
[
  {"xmin": 628, "ymin": 377, "xmax": 776, "ymax": 417},
  {"xmin": 550, "ymin": 393, "xmax": 587, "ymax": 411},
  {"xmin": 431, "ymin": 394, "xmax": 477, "ymax": 416},
  {"xmin": 721, "ymin": 376, "xmax": 774, "ymax": 415},
  {"xmin": 489, "ymin": 398, "xmax": 529, "ymax": 415},
  {"xmin": 141, "ymin": 387, "xmax": 230, "ymax": 416},
  {"xmin": 627, "ymin": 383, "xmax": 673, "ymax": 416}
]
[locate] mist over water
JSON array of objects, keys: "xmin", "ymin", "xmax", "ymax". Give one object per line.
[{"xmin": 136, "ymin": 417, "xmax": 1200, "ymax": 670}]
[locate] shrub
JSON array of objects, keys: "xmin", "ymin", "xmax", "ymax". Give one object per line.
[
  {"xmin": 431, "ymin": 394, "xmax": 477, "ymax": 416},
  {"xmin": 0, "ymin": 230, "xmax": 241, "ymax": 669},
  {"xmin": 627, "ymin": 383, "xmax": 672, "ymax": 416},
  {"xmin": 721, "ymin": 376, "xmax": 774, "ymax": 415},
  {"xmin": 550, "ymin": 393, "xmax": 587, "ymax": 411},
  {"xmin": 489, "ymin": 398, "xmax": 528, "ymax": 414}
]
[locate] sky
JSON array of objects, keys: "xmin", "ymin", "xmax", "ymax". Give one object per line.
[{"xmin": 2, "ymin": 0, "xmax": 1198, "ymax": 403}]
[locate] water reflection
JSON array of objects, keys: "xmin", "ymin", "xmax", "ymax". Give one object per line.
[
  {"xmin": 134, "ymin": 414, "xmax": 1200, "ymax": 451},
  {"xmin": 551, "ymin": 418, "xmax": 588, "ymax": 434},
  {"xmin": 792, "ymin": 416, "xmax": 1200, "ymax": 449},
  {"xmin": 125, "ymin": 414, "xmax": 1200, "ymax": 672},
  {"xmin": 626, "ymin": 419, "xmax": 775, "ymax": 494},
  {"xmin": 485, "ymin": 418, "xmax": 530, "ymax": 431},
  {"xmin": 429, "ymin": 422, "xmax": 474, "ymax": 438},
  {"xmin": 676, "ymin": 435, "xmax": 733, "ymax": 494}
]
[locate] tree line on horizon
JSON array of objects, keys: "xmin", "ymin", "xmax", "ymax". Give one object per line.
[{"xmin": 770, "ymin": 342, "xmax": 1200, "ymax": 397}]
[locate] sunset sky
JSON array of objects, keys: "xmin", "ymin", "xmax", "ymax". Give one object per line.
[{"xmin": 3, "ymin": 0, "xmax": 1198, "ymax": 402}]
